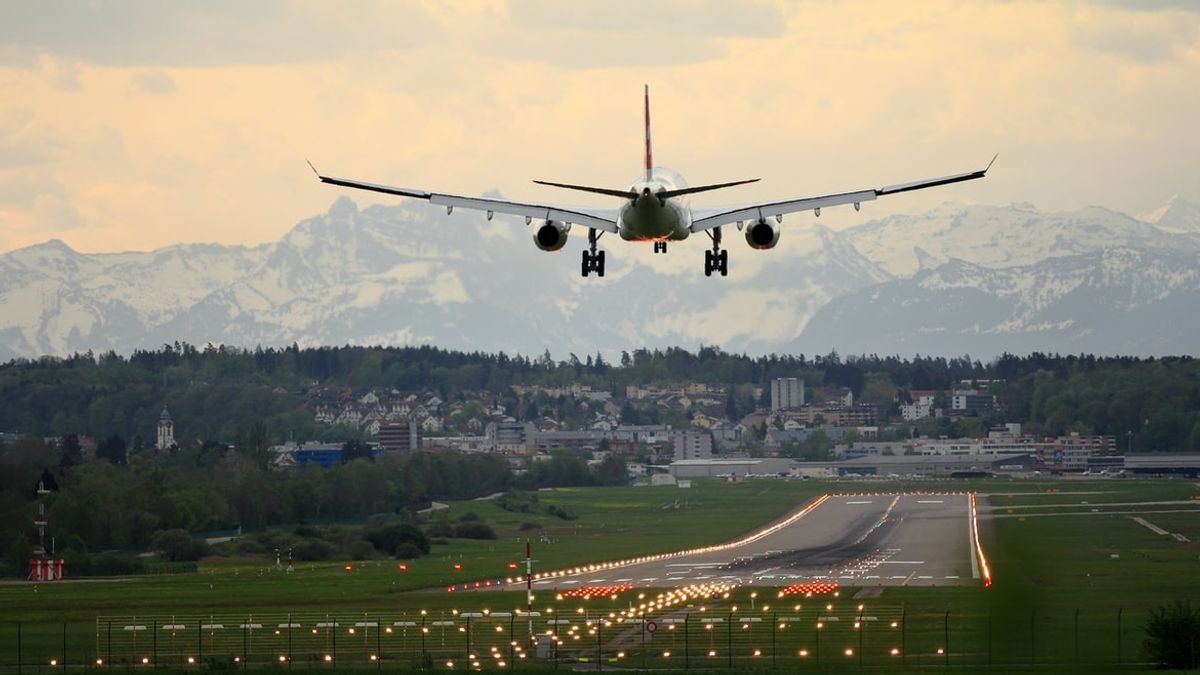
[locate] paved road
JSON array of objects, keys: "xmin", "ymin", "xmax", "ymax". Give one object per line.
[{"xmin": 515, "ymin": 493, "xmax": 974, "ymax": 591}]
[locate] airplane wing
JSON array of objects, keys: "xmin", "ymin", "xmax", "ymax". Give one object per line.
[
  {"xmin": 689, "ymin": 156, "xmax": 996, "ymax": 233},
  {"xmin": 310, "ymin": 164, "xmax": 620, "ymax": 234}
]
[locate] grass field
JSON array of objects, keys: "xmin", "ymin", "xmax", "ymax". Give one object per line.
[{"xmin": 2, "ymin": 477, "xmax": 1198, "ymax": 672}]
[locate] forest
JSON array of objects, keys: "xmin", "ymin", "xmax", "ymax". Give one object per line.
[{"xmin": 1, "ymin": 344, "xmax": 1197, "ymax": 451}]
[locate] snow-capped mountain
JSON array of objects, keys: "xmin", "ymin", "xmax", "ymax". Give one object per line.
[
  {"xmin": 842, "ymin": 201, "xmax": 1194, "ymax": 277},
  {"xmin": 1140, "ymin": 195, "xmax": 1200, "ymax": 234},
  {"xmin": 794, "ymin": 247, "xmax": 1200, "ymax": 356},
  {"xmin": 0, "ymin": 196, "xmax": 887, "ymax": 361},
  {"xmin": 1, "ymin": 195, "xmax": 1196, "ymax": 360}
]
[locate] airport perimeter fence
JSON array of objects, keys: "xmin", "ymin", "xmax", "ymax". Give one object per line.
[{"xmin": 0, "ymin": 606, "xmax": 1161, "ymax": 672}]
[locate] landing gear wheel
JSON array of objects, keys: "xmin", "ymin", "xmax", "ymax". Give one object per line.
[
  {"xmin": 653, "ymin": 241, "xmax": 668, "ymax": 254},
  {"xmin": 704, "ymin": 227, "xmax": 728, "ymax": 277},
  {"xmin": 582, "ymin": 228, "xmax": 606, "ymax": 278}
]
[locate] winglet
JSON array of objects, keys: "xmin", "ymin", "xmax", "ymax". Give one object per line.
[
  {"xmin": 306, "ymin": 159, "xmax": 321, "ymax": 178},
  {"xmin": 984, "ymin": 153, "xmax": 999, "ymax": 173}
]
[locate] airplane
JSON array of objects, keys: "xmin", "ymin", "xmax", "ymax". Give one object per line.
[{"xmin": 310, "ymin": 85, "xmax": 995, "ymax": 278}]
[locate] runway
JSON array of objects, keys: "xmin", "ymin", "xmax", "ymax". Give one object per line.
[{"xmin": 515, "ymin": 493, "xmax": 975, "ymax": 591}]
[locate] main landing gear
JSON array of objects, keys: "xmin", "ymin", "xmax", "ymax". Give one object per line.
[
  {"xmin": 581, "ymin": 228, "xmax": 605, "ymax": 277},
  {"xmin": 704, "ymin": 227, "xmax": 728, "ymax": 277},
  {"xmin": 653, "ymin": 241, "xmax": 668, "ymax": 253}
]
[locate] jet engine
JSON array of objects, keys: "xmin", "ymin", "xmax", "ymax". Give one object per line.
[
  {"xmin": 533, "ymin": 220, "xmax": 570, "ymax": 252},
  {"xmin": 744, "ymin": 219, "xmax": 780, "ymax": 250}
]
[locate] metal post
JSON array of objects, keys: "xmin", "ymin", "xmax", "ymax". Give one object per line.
[
  {"xmin": 376, "ymin": 616, "xmax": 381, "ymax": 671},
  {"xmin": 943, "ymin": 610, "xmax": 949, "ymax": 667},
  {"xmin": 332, "ymin": 616, "xmax": 337, "ymax": 665},
  {"xmin": 726, "ymin": 611, "xmax": 732, "ymax": 668},
  {"xmin": 596, "ymin": 617, "xmax": 602, "ymax": 672},
  {"xmin": 17, "ymin": 622, "xmax": 21, "ymax": 675},
  {"xmin": 816, "ymin": 616, "xmax": 821, "ymax": 666},
  {"xmin": 420, "ymin": 615, "xmax": 426, "ymax": 662},
  {"xmin": 858, "ymin": 608, "xmax": 864, "ymax": 667},
  {"xmin": 196, "ymin": 620, "xmax": 200, "ymax": 666},
  {"xmin": 466, "ymin": 616, "xmax": 471, "ymax": 666},
  {"xmin": 987, "ymin": 613, "xmax": 992, "ymax": 666},
  {"xmin": 772, "ymin": 612, "xmax": 777, "ymax": 668},
  {"xmin": 1030, "ymin": 609, "xmax": 1036, "ymax": 666},
  {"xmin": 241, "ymin": 622, "xmax": 246, "ymax": 669},
  {"xmin": 109, "ymin": 621, "xmax": 113, "ymax": 669},
  {"xmin": 287, "ymin": 614, "xmax": 292, "ymax": 669},
  {"xmin": 1074, "ymin": 608, "xmax": 1079, "ymax": 664},
  {"xmin": 1117, "ymin": 608, "xmax": 1123, "ymax": 665},
  {"xmin": 641, "ymin": 618, "xmax": 646, "ymax": 670},
  {"xmin": 63, "ymin": 622, "xmax": 68, "ymax": 672},
  {"xmin": 509, "ymin": 615, "xmax": 514, "ymax": 666},
  {"xmin": 684, "ymin": 615, "xmax": 689, "ymax": 670},
  {"xmin": 153, "ymin": 621, "xmax": 157, "ymax": 668},
  {"xmin": 900, "ymin": 609, "xmax": 905, "ymax": 667}
]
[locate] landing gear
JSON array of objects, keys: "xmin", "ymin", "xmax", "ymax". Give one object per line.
[
  {"xmin": 653, "ymin": 241, "xmax": 668, "ymax": 254},
  {"xmin": 581, "ymin": 228, "xmax": 605, "ymax": 277},
  {"xmin": 704, "ymin": 227, "xmax": 728, "ymax": 277}
]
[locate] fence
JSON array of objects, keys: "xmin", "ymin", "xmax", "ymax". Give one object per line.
[{"xmin": 1, "ymin": 606, "xmax": 1151, "ymax": 671}]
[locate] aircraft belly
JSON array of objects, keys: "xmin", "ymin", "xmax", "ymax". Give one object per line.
[{"xmin": 618, "ymin": 202, "xmax": 689, "ymax": 241}]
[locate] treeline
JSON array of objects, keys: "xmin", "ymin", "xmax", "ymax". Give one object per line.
[
  {"xmin": 0, "ymin": 432, "xmax": 625, "ymax": 576},
  {"xmin": 2, "ymin": 344, "xmax": 1198, "ymax": 450}
]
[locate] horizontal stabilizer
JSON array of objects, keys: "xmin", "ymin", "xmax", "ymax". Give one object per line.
[
  {"xmin": 532, "ymin": 180, "xmax": 633, "ymax": 199},
  {"xmin": 658, "ymin": 178, "xmax": 759, "ymax": 200},
  {"xmin": 533, "ymin": 177, "xmax": 759, "ymax": 201}
]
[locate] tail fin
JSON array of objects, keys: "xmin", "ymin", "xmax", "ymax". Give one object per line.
[{"xmin": 643, "ymin": 84, "xmax": 653, "ymax": 182}]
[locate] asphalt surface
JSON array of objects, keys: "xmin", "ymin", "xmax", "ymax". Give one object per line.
[{"xmin": 520, "ymin": 493, "xmax": 975, "ymax": 591}]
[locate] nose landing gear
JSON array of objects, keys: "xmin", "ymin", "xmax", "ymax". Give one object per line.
[{"xmin": 653, "ymin": 241, "xmax": 668, "ymax": 254}]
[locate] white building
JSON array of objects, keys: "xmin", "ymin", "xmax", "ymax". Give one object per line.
[
  {"xmin": 770, "ymin": 378, "xmax": 805, "ymax": 411},
  {"xmin": 156, "ymin": 407, "xmax": 175, "ymax": 451}
]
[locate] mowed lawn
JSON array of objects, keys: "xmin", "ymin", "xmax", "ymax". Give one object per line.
[{"xmin": 2, "ymin": 478, "xmax": 1197, "ymax": 670}]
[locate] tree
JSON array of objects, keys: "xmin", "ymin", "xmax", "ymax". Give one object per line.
[
  {"xmin": 59, "ymin": 434, "xmax": 83, "ymax": 470},
  {"xmin": 1144, "ymin": 600, "xmax": 1200, "ymax": 669},
  {"xmin": 96, "ymin": 435, "xmax": 127, "ymax": 466}
]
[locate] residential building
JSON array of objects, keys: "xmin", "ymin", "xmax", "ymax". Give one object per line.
[
  {"xmin": 950, "ymin": 389, "xmax": 996, "ymax": 415},
  {"xmin": 771, "ymin": 378, "xmax": 805, "ymax": 411},
  {"xmin": 378, "ymin": 421, "xmax": 422, "ymax": 452},
  {"xmin": 673, "ymin": 431, "xmax": 713, "ymax": 461}
]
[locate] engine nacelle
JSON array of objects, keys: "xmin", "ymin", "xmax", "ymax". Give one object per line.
[
  {"xmin": 533, "ymin": 220, "xmax": 570, "ymax": 252},
  {"xmin": 745, "ymin": 219, "xmax": 780, "ymax": 250}
]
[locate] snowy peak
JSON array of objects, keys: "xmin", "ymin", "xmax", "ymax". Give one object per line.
[
  {"xmin": 1140, "ymin": 195, "xmax": 1200, "ymax": 234},
  {"xmin": 844, "ymin": 202, "xmax": 1197, "ymax": 277}
]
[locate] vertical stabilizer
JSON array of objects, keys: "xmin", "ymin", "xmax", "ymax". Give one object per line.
[{"xmin": 643, "ymin": 84, "xmax": 653, "ymax": 182}]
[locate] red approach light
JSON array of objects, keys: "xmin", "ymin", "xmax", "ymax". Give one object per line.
[
  {"xmin": 561, "ymin": 583, "xmax": 634, "ymax": 599},
  {"xmin": 453, "ymin": 563, "xmax": 463, "ymax": 571},
  {"xmin": 398, "ymin": 563, "xmax": 408, "ymax": 572},
  {"xmin": 343, "ymin": 564, "xmax": 353, "ymax": 573},
  {"xmin": 778, "ymin": 580, "xmax": 840, "ymax": 598},
  {"xmin": 508, "ymin": 562, "xmax": 519, "ymax": 570}
]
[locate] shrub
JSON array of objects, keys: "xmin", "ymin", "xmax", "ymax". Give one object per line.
[
  {"xmin": 458, "ymin": 511, "xmax": 481, "ymax": 522},
  {"xmin": 393, "ymin": 542, "xmax": 423, "ymax": 560},
  {"xmin": 366, "ymin": 523, "xmax": 430, "ymax": 555},
  {"xmin": 348, "ymin": 540, "xmax": 377, "ymax": 561},
  {"xmin": 152, "ymin": 529, "xmax": 212, "ymax": 562},
  {"xmin": 1144, "ymin": 600, "xmax": 1200, "ymax": 669},
  {"xmin": 293, "ymin": 539, "xmax": 335, "ymax": 561},
  {"xmin": 453, "ymin": 522, "xmax": 496, "ymax": 540},
  {"xmin": 518, "ymin": 522, "xmax": 542, "ymax": 531}
]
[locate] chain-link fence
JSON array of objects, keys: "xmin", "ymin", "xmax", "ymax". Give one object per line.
[{"xmin": 0, "ymin": 606, "xmax": 1152, "ymax": 671}]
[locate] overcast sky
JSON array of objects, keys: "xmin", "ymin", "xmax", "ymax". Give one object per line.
[{"xmin": 1, "ymin": 0, "xmax": 1197, "ymax": 254}]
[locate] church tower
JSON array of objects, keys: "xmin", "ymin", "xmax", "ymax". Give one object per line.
[{"xmin": 156, "ymin": 407, "xmax": 175, "ymax": 451}]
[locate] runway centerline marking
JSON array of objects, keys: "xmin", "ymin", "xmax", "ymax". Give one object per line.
[{"xmin": 847, "ymin": 500, "xmax": 874, "ymax": 505}]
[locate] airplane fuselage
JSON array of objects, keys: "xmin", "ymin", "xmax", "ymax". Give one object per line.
[{"xmin": 617, "ymin": 168, "xmax": 692, "ymax": 242}]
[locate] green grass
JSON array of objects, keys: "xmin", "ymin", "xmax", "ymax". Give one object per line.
[{"xmin": 1, "ymin": 478, "xmax": 1198, "ymax": 672}]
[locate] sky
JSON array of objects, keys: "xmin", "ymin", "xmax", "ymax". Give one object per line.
[{"xmin": 1, "ymin": 0, "xmax": 1198, "ymax": 255}]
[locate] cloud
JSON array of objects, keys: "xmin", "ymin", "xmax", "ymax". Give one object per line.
[{"xmin": 130, "ymin": 70, "xmax": 176, "ymax": 95}]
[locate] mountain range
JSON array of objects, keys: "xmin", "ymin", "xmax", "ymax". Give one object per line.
[{"xmin": 2, "ymin": 194, "xmax": 1197, "ymax": 361}]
